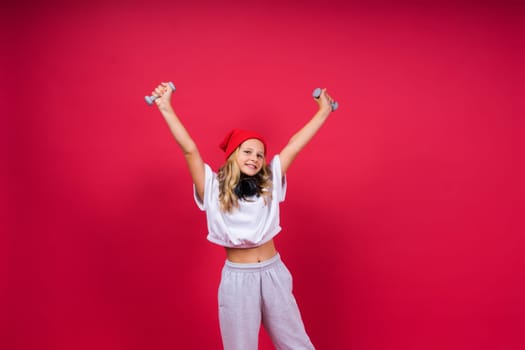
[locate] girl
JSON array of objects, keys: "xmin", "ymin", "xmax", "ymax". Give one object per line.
[{"xmin": 151, "ymin": 82, "xmax": 335, "ymax": 350}]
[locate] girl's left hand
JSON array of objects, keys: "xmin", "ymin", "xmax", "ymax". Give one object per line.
[{"xmin": 315, "ymin": 88, "xmax": 334, "ymax": 113}]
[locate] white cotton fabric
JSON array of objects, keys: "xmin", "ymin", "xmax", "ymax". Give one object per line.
[{"xmin": 194, "ymin": 155, "xmax": 287, "ymax": 248}]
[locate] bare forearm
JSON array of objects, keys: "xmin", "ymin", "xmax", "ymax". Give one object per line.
[
  {"xmin": 279, "ymin": 107, "xmax": 331, "ymax": 174},
  {"xmin": 287, "ymin": 108, "xmax": 331, "ymax": 153},
  {"xmin": 159, "ymin": 105, "xmax": 198, "ymax": 155},
  {"xmin": 160, "ymin": 104, "xmax": 205, "ymax": 198},
  {"xmin": 279, "ymin": 86, "xmax": 337, "ymax": 174},
  {"xmin": 150, "ymin": 82, "xmax": 205, "ymax": 199}
]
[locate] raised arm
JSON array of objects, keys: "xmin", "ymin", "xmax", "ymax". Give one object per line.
[
  {"xmin": 152, "ymin": 82, "xmax": 205, "ymax": 201},
  {"xmin": 279, "ymin": 88, "xmax": 335, "ymax": 175}
]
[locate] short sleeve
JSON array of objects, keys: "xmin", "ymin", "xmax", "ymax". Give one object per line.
[
  {"xmin": 271, "ymin": 155, "xmax": 287, "ymax": 202},
  {"xmin": 194, "ymin": 164, "xmax": 214, "ymax": 211}
]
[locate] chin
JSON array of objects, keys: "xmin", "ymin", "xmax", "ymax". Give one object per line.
[{"xmin": 241, "ymin": 168, "xmax": 260, "ymax": 176}]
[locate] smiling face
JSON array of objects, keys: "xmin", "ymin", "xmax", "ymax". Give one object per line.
[{"xmin": 236, "ymin": 139, "xmax": 265, "ymax": 176}]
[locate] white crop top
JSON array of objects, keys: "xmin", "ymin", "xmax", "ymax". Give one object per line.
[{"xmin": 194, "ymin": 155, "xmax": 287, "ymax": 248}]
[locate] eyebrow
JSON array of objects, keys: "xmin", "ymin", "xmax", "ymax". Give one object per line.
[
  {"xmin": 242, "ymin": 147, "xmax": 265, "ymax": 155},
  {"xmin": 243, "ymin": 146, "xmax": 263, "ymax": 152}
]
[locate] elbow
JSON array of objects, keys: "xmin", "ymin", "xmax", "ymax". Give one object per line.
[{"xmin": 181, "ymin": 141, "xmax": 199, "ymax": 156}]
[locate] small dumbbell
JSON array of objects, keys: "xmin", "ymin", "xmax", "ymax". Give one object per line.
[
  {"xmin": 312, "ymin": 87, "xmax": 339, "ymax": 111},
  {"xmin": 145, "ymin": 82, "xmax": 176, "ymax": 105}
]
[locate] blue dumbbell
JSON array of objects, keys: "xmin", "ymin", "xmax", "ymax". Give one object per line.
[
  {"xmin": 312, "ymin": 88, "xmax": 339, "ymax": 111},
  {"xmin": 145, "ymin": 82, "xmax": 176, "ymax": 105}
]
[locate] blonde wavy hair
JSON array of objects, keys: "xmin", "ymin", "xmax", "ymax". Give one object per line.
[{"xmin": 218, "ymin": 148, "xmax": 273, "ymax": 213}]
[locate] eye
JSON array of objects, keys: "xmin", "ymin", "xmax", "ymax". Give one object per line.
[
  {"xmin": 257, "ymin": 154, "xmax": 264, "ymax": 159},
  {"xmin": 244, "ymin": 150, "xmax": 251, "ymax": 154}
]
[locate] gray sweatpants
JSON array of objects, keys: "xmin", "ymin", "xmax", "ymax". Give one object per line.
[{"xmin": 218, "ymin": 253, "xmax": 315, "ymax": 350}]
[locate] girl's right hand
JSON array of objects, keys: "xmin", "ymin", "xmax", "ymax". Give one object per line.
[{"xmin": 151, "ymin": 82, "xmax": 174, "ymax": 110}]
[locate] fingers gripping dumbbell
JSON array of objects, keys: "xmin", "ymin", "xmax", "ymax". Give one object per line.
[
  {"xmin": 145, "ymin": 82, "xmax": 176, "ymax": 105},
  {"xmin": 312, "ymin": 88, "xmax": 339, "ymax": 111}
]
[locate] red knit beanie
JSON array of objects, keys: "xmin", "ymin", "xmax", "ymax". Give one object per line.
[{"xmin": 219, "ymin": 129, "xmax": 267, "ymax": 160}]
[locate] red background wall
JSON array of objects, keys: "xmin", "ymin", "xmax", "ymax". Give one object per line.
[{"xmin": 3, "ymin": 1, "xmax": 524, "ymax": 349}]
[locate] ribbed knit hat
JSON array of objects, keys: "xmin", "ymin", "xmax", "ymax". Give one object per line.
[{"xmin": 219, "ymin": 129, "xmax": 267, "ymax": 160}]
